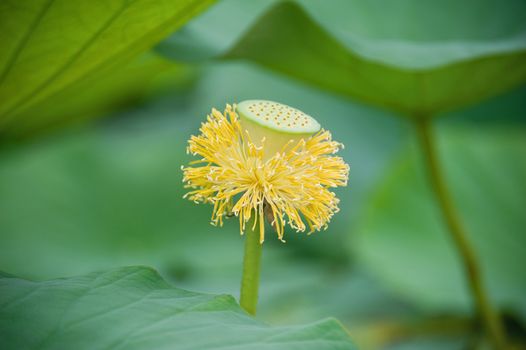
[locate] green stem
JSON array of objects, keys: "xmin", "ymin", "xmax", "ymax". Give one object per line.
[
  {"xmin": 415, "ymin": 117, "xmax": 507, "ymax": 349},
  {"xmin": 239, "ymin": 219, "xmax": 263, "ymax": 315}
]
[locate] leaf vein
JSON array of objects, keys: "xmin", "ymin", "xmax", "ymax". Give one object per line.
[{"xmin": 0, "ymin": 0, "xmax": 56, "ymax": 88}]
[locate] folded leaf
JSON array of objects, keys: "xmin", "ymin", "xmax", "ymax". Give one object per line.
[{"xmin": 159, "ymin": 0, "xmax": 526, "ymax": 116}]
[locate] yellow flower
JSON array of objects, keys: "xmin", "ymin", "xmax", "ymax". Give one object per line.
[{"xmin": 182, "ymin": 100, "xmax": 349, "ymax": 243}]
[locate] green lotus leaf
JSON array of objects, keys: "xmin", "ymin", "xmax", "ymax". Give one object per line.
[{"xmin": 0, "ymin": 266, "xmax": 357, "ymax": 350}]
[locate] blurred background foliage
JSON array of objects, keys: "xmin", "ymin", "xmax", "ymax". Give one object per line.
[{"xmin": 1, "ymin": 0, "xmax": 526, "ymax": 349}]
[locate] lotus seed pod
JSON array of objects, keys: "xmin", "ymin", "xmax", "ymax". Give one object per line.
[{"xmin": 237, "ymin": 100, "xmax": 321, "ymax": 158}]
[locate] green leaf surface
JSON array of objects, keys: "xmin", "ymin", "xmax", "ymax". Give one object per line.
[
  {"xmin": 159, "ymin": 0, "xmax": 526, "ymax": 116},
  {"xmin": 1, "ymin": 54, "xmax": 193, "ymax": 141},
  {"xmin": 0, "ymin": 266, "xmax": 356, "ymax": 350},
  {"xmin": 353, "ymin": 126, "xmax": 526, "ymax": 318},
  {"xmin": 0, "ymin": 0, "xmax": 214, "ymax": 131}
]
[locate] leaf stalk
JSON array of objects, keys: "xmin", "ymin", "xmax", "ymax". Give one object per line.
[{"xmin": 415, "ymin": 117, "xmax": 507, "ymax": 349}]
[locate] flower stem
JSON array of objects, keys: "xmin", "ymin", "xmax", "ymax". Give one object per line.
[
  {"xmin": 239, "ymin": 220, "xmax": 263, "ymax": 316},
  {"xmin": 415, "ymin": 117, "xmax": 507, "ymax": 349}
]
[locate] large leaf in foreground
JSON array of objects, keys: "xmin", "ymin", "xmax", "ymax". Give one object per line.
[
  {"xmin": 0, "ymin": 0, "xmax": 214, "ymax": 131},
  {"xmin": 353, "ymin": 126, "xmax": 526, "ymax": 318},
  {"xmin": 0, "ymin": 266, "xmax": 356, "ymax": 350},
  {"xmin": 160, "ymin": 0, "xmax": 526, "ymax": 116}
]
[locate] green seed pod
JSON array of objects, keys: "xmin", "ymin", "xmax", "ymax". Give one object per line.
[{"xmin": 237, "ymin": 100, "xmax": 321, "ymax": 158}]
